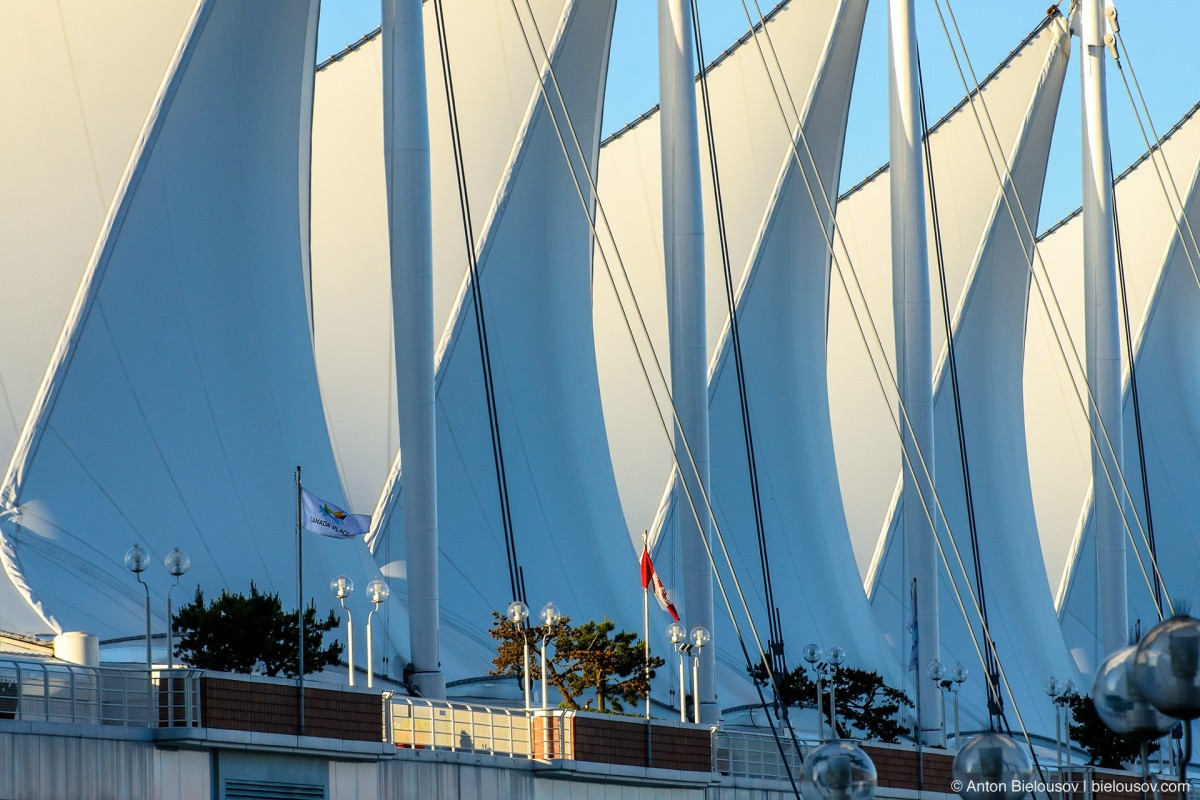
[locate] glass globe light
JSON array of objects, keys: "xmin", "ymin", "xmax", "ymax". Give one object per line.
[
  {"xmin": 952, "ymin": 732, "xmax": 1033, "ymax": 800},
  {"xmin": 667, "ymin": 622, "xmax": 687, "ymax": 645},
  {"xmin": 802, "ymin": 643, "xmax": 822, "ymax": 664},
  {"xmin": 928, "ymin": 660, "xmax": 946, "ymax": 683},
  {"xmin": 1062, "ymin": 679, "xmax": 1077, "ymax": 698},
  {"xmin": 828, "ymin": 646, "xmax": 846, "ymax": 667},
  {"xmin": 1134, "ymin": 611, "xmax": 1200, "ymax": 719},
  {"xmin": 330, "ymin": 574, "xmax": 354, "ymax": 599},
  {"xmin": 1091, "ymin": 645, "xmax": 1178, "ymax": 739},
  {"xmin": 164, "ymin": 548, "xmax": 190, "ymax": 577},
  {"xmin": 951, "ymin": 664, "xmax": 969, "ymax": 685},
  {"xmin": 124, "ymin": 544, "xmax": 150, "ymax": 574},
  {"xmin": 366, "ymin": 578, "xmax": 389, "ymax": 605},
  {"xmin": 799, "ymin": 740, "xmax": 877, "ymax": 800},
  {"xmin": 1044, "ymin": 677, "xmax": 1060, "ymax": 698},
  {"xmin": 690, "ymin": 626, "xmax": 711, "ymax": 649},
  {"xmin": 539, "ymin": 601, "xmax": 561, "ymax": 627},
  {"xmin": 507, "ymin": 600, "xmax": 529, "ymax": 624}
]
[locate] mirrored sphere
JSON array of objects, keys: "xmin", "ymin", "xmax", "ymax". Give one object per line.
[
  {"xmin": 952, "ymin": 732, "xmax": 1033, "ymax": 800},
  {"xmin": 1092, "ymin": 645, "xmax": 1179, "ymax": 739},
  {"xmin": 1134, "ymin": 613, "xmax": 1200, "ymax": 719},
  {"xmin": 799, "ymin": 740, "xmax": 877, "ymax": 800}
]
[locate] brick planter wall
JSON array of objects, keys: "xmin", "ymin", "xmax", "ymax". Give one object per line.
[
  {"xmin": 199, "ymin": 677, "xmax": 381, "ymax": 741},
  {"xmin": 533, "ymin": 713, "xmax": 710, "ymax": 771},
  {"xmin": 862, "ymin": 743, "xmax": 955, "ymax": 793}
]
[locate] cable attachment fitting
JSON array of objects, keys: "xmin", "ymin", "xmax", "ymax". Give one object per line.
[
  {"xmin": 1106, "ymin": 5, "xmax": 1119, "ymax": 32},
  {"xmin": 1104, "ymin": 32, "xmax": 1119, "ymax": 61}
]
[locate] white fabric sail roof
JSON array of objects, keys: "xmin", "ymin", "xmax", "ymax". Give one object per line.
[
  {"xmin": 0, "ymin": 0, "xmax": 397, "ymax": 657},
  {"xmin": 360, "ymin": 0, "xmax": 645, "ymax": 680},
  {"xmin": 860, "ymin": 16, "xmax": 1074, "ymax": 735},
  {"xmin": 594, "ymin": 0, "xmax": 858, "ymax": 554},
  {"xmin": 311, "ymin": 0, "xmax": 571, "ymax": 515},
  {"xmin": 0, "ymin": 0, "xmax": 199, "ymax": 633},
  {"xmin": 1049, "ymin": 103, "xmax": 1200, "ymax": 673}
]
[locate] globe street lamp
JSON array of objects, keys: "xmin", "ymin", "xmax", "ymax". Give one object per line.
[
  {"xmin": 330, "ymin": 575, "xmax": 355, "ymax": 686},
  {"xmin": 539, "ymin": 602, "xmax": 561, "ymax": 710},
  {"xmin": 124, "ymin": 544, "xmax": 152, "ymax": 672},
  {"xmin": 508, "ymin": 600, "xmax": 531, "ymax": 710},
  {"xmin": 365, "ymin": 578, "xmax": 389, "ymax": 689},
  {"xmin": 163, "ymin": 548, "xmax": 189, "ymax": 671},
  {"xmin": 803, "ymin": 643, "xmax": 826, "ymax": 741},
  {"xmin": 690, "ymin": 626, "xmax": 711, "ymax": 725},
  {"xmin": 668, "ymin": 622, "xmax": 689, "ymax": 722}
]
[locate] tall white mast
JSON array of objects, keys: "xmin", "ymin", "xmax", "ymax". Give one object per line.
[
  {"xmin": 888, "ymin": 0, "xmax": 942, "ymax": 744},
  {"xmin": 658, "ymin": 0, "xmax": 715, "ymax": 723},
  {"xmin": 1080, "ymin": 0, "xmax": 1126, "ymax": 658},
  {"xmin": 382, "ymin": 0, "xmax": 444, "ymax": 699}
]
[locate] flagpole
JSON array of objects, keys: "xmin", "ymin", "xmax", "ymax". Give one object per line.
[
  {"xmin": 643, "ymin": 532, "xmax": 651, "ymax": 721},
  {"xmin": 912, "ymin": 578, "xmax": 923, "ymax": 792},
  {"xmin": 296, "ymin": 466, "xmax": 305, "ymax": 737}
]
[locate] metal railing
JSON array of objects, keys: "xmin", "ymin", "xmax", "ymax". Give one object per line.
[
  {"xmin": 713, "ymin": 729, "xmax": 807, "ymax": 781},
  {"xmin": 386, "ymin": 695, "xmax": 535, "ymax": 757},
  {"xmin": 0, "ymin": 658, "xmax": 200, "ymax": 728}
]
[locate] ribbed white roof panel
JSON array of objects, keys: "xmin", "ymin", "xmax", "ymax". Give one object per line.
[
  {"xmin": 831, "ymin": 18, "xmax": 1071, "ymax": 575},
  {"xmin": 595, "ymin": 0, "xmax": 853, "ymax": 548},
  {"xmin": 869, "ymin": 17, "xmax": 1076, "ymax": 736},
  {"xmin": 1055, "ymin": 106, "xmax": 1200, "ymax": 673},
  {"xmin": 0, "ymin": 0, "xmax": 399, "ymax": 655}
]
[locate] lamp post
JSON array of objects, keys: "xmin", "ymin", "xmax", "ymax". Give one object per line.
[
  {"xmin": 508, "ymin": 600, "xmax": 531, "ymax": 710},
  {"xmin": 1062, "ymin": 679, "xmax": 1077, "ymax": 765},
  {"xmin": 539, "ymin": 602, "xmax": 560, "ymax": 710},
  {"xmin": 124, "ymin": 544, "xmax": 152, "ymax": 672},
  {"xmin": 803, "ymin": 643, "xmax": 825, "ymax": 741},
  {"xmin": 330, "ymin": 575, "xmax": 355, "ymax": 686},
  {"xmin": 929, "ymin": 660, "xmax": 947, "ymax": 743},
  {"xmin": 1045, "ymin": 676, "xmax": 1062, "ymax": 766},
  {"xmin": 163, "ymin": 548, "xmax": 189, "ymax": 671},
  {"xmin": 950, "ymin": 663, "xmax": 968, "ymax": 748},
  {"xmin": 365, "ymin": 578, "xmax": 389, "ymax": 689},
  {"xmin": 668, "ymin": 622, "xmax": 689, "ymax": 722},
  {"xmin": 690, "ymin": 626, "xmax": 711, "ymax": 725},
  {"xmin": 827, "ymin": 646, "xmax": 845, "ymax": 739}
]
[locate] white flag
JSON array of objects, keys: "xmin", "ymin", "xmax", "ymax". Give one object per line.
[{"xmin": 301, "ymin": 489, "xmax": 370, "ymax": 539}]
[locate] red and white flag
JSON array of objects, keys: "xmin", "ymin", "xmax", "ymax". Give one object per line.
[{"xmin": 640, "ymin": 546, "xmax": 680, "ymax": 622}]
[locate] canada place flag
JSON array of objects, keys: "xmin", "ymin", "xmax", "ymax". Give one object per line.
[{"xmin": 302, "ymin": 489, "xmax": 371, "ymax": 539}]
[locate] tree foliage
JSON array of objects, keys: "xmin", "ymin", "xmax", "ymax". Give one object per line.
[
  {"xmin": 749, "ymin": 658, "xmax": 913, "ymax": 742},
  {"xmin": 1066, "ymin": 693, "xmax": 1160, "ymax": 769},
  {"xmin": 489, "ymin": 612, "xmax": 664, "ymax": 713},
  {"xmin": 173, "ymin": 583, "xmax": 343, "ymax": 677}
]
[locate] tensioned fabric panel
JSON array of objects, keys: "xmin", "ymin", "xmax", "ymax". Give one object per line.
[
  {"xmin": 868, "ymin": 16, "xmax": 1076, "ymax": 737},
  {"xmin": 594, "ymin": 0, "xmax": 850, "ymax": 554},
  {"xmin": 367, "ymin": 0, "xmax": 641, "ymax": 680},
  {"xmin": 830, "ymin": 19, "xmax": 1069, "ymax": 575},
  {"xmin": 1055, "ymin": 106, "xmax": 1200, "ymax": 674},
  {"xmin": 311, "ymin": 0, "xmax": 571, "ymax": 514},
  {"xmin": 0, "ymin": 0, "xmax": 198, "ymax": 632},
  {"xmin": 0, "ymin": 0, "xmax": 396, "ymax": 656}
]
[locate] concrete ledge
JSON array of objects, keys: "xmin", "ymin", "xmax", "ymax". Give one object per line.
[{"xmin": 153, "ymin": 725, "xmax": 391, "ymax": 760}]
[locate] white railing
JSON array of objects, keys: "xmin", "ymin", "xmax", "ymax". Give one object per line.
[
  {"xmin": 386, "ymin": 695, "xmax": 534, "ymax": 757},
  {"xmin": 0, "ymin": 658, "xmax": 200, "ymax": 728},
  {"xmin": 713, "ymin": 729, "xmax": 807, "ymax": 781}
]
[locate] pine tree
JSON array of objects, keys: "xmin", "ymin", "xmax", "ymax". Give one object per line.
[
  {"xmin": 172, "ymin": 582, "xmax": 343, "ymax": 677},
  {"xmin": 1066, "ymin": 693, "xmax": 1159, "ymax": 769},
  {"xmin": 489, "ymin": 612, "xmax": 664, "ymax": 712}
]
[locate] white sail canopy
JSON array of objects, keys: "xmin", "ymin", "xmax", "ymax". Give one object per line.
[
  {"xmin": 1050, "ymin": 103, "xmax": 1200, "ymax": 673},
  {"xmin": 859, "ymin": 15, "xmax": 1074, "ymax": 735},
  {"xmin": 0, "ymin": 0, "xmax": 394, "ymax": 655}
]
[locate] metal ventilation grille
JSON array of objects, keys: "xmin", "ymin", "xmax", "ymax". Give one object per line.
[{"xmin": 224, "ymin": 779, "xmax": 325, "ymax": 800}]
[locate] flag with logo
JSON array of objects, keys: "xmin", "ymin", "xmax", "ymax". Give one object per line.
[
  {"xmin": 906, "ymin": 579, "xmax": 919, "ymax": 671},
  {"xmin": 640, "ymin": 545, "xmax": 680, "ymax": 622},
  {"xmin": 301, "ymin": 489, "xmax": 371, "ymax": 539}
]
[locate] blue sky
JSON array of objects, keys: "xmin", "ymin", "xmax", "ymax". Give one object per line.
[{"xmin": 317, "ymin": 1, "xmax": 1199, "ymax": 229}]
